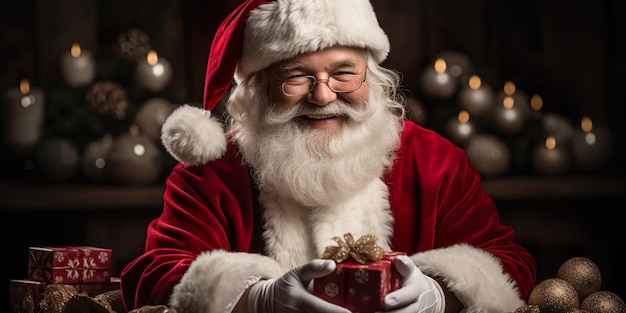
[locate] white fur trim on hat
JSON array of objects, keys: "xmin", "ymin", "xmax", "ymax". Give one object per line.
[
  {"xmin": 411, "ymin": 243, "xmax": 525, "ymax": 313},
  {"xmin": 160, "ymin": 104, "xmax": 227, "ymax": 166},
  {"xmin": 236, "ymin": 0, "xmax": 390, "ymax": 81}
]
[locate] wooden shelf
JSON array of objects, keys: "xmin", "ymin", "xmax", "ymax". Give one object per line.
[
  {"xmin": 1, "ymin": 182, "xmax": 165, "ymax": 211},
  {"xmin": 480, "ymin": 175, "xmax": 626, "ymax": 201},
  {"xmin": 2, "ymin": 175, "xmax": 625, "ymax": 211}
]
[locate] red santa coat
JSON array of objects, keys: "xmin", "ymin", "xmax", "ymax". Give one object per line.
[{"xmin": 121, "ymin": 121, "xmax": 537, "ymax": 313}]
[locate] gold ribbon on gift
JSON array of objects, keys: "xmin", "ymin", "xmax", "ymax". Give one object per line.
[{"xmin": 322, "ymin": 233, "xmax": 384, "ymax": 264}]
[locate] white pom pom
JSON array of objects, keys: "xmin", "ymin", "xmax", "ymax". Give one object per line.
[{"xmin": 161, "ymin": 104, "xmax": 227, "ymax": 166}]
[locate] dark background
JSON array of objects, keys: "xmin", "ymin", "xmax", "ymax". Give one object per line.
[{"xmin": 1, "ymin": 0, "xmax": 625, "ymax": 311}]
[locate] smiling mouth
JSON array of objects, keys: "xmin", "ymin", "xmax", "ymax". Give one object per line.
[{"xmin": 304, "ymin": 114, "xmax": 339, "ymax": 120}]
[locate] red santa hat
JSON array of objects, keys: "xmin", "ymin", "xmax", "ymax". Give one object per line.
[{"xmin": 161, "ymin": 0, "xmax": 390, "ymax": 166}]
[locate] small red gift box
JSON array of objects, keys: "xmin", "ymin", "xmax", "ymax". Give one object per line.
[
  {"xmin": 314, "ymin": 252, "xmax": 405, "ymax": 313},
  {"xmin": 28, "ymin": 246, "xmax": 112, "ymax": 284},
  {"xmin": 10, "ymin": 279, "xmax": 46, "ymax": 313}
]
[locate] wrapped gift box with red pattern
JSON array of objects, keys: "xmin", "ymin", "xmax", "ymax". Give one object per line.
[
  {"xmin": 313, "ymin": 233, "xmax": 405, "ymax": 313},
  {"xmin": 10, "ymin": 279, "xmax": 46, "ymax": 313},
  {"xmin": 28, "ymin": 246, "xmax": 112, "ymax": 284}
]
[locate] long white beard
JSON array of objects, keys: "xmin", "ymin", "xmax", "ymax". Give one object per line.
[{"xmin": 235, "ymin": 92, "xmax": 402, "ymax": 207}]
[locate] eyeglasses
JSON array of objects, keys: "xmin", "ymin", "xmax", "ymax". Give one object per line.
[{"xmin": 267, "ymin": 72, "xmax": 366, "ymax": 97}]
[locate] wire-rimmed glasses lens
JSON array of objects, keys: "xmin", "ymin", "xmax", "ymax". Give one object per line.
[{"xmin": 280, "ymin": 74, "xmax": 365, "ymax": 96}]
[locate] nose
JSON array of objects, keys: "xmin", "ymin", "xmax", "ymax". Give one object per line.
[{"xmin": 307, "ymin": 78, "xmax": 337, "ymax": 106}]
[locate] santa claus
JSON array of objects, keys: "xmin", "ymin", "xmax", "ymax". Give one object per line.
[{"xmin": 121, "ymin": 1, "xmax": 537, "ymax": 312}]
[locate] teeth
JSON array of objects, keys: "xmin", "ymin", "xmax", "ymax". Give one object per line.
[{"xmin": 306, "ymin": 114, "xmax": 335, "ymax": 119}]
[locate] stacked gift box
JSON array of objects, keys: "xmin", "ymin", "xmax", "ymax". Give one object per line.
[{"xmin": 10, "ymin": 246, "xmax": 120, "ymax": 313}]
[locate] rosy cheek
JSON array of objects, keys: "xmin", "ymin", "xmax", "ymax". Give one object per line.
[
  {"xmin": 341, "ymin": 85, "xmax": 369, "ymax": 106},
  {"xmin": 269, "ymin": 91, "xmax": 302, "ymax": 108}
]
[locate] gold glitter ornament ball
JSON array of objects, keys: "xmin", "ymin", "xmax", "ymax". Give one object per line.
[
  {"xmin": 528, "ymin": 278, "xmax": 579, "ymax": 313},
  {"xmin": 557, "ymin": 257, "xmax": 602, "ymax": 299},
  {"xmin": 581, "ymin": 291, "xmax": 626, "ymax": 313},
  {"xmin": 515, "ymin": 304, "xmax": 540, "ymax": 313}
]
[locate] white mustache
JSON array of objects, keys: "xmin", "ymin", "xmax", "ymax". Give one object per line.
[{"xmin": 264, "ymin": 100, "xmax": 372, "ymax": 125}]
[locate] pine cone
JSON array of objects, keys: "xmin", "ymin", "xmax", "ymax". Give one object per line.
[
  {"xmin": 116, "ymin": 28, "xmax": 152, "ymax": 62},
  {"xmin": 87, "ymin": 80, "xmax": 128, "ymax": 117}
]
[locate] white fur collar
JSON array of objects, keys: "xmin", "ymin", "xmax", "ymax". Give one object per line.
[{"xmin": 258, "ymin": 177, "xmax": 394, "ymax": 268}]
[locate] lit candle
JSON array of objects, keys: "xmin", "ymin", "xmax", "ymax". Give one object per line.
[
  {"xmin": 571, "ymin": 116, "xmax": 614, "ymax": 172},
  {"xmin": 3, "ymin": 79, "xmax": 45, "ymax": 154},
  {"xmin": 457, "ymin": 75, "xmax": 495, "ymax": 119},
  {"xmin": 541, "ymin": 112, "xmax": 574, "ymax": 146},
  {"xmin": 435, "ymin": 50, "xmax": 474, "ymax": 80},
  {"xmin": 492, "ymin": 82, "xmax": 529, "ymax": 135},
  {"xmin": 419, "ymin": 58, "xmax": 457, "ymax": 99},
  {"xmin": 135, "ymin": 49, "xmax": 172, "ymax": 92},
  {"xmin": 107, "ymin": 125, "xmax": 163, "ymax": 185},
  {"xmin": 531, "ymin": 135, "xmax": 569, "ymax": 175},
  {"xmin": 61, "ymin": 43, "xmax": 96, "ymax": 87},
  {"xmin": 445, "ymin": 110, "xmax": 475, "ymax": 147}
]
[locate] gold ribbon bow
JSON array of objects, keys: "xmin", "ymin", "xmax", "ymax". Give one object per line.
[{"xmin": 322, "ymin": 233, "xmax": 384, "ymax": 264}]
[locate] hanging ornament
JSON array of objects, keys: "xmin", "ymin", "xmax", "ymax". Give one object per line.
[
  {"xmin": 571, "ymin": 116, "xmax": 614, "ymax": 172},
  {"xmin": 556, "ymin": 257, "xmax": 602, "ymax": 300},
  {"xmin": 81, "ymin": 134, "xmax": 114, "ymax": 183},
  {"xmin": 86, "ymin": 80, "xmax": 129, "ymax": 119},
  {"xmin": 419, "ymin": 58, "xmax": 457, "ymax": 99},
  {"xmin": 106, "ymin": 125, "xmax": 163, "ymax": 185},
  {"xmin": 528, "ymin": 278, "xmax": 579, "ymax": 313},
  {"xmin": 457, "ymin": 75, "xmax": 495, "ymax": 120},
  {"xmin": 134, "ymin": 97, "xmax": 176, "ymax": 143},
  {"xmin": 3, "ymin": 79, "xmax": 46, "ymax": 156},
  {"xmin": 116, "ymin": 28, "xmax": 152, "ymax": 62},
  {"xmin": 32, "ymin": 137, "xmax": 80, "ymax": 183},
  {"xmin": 465, "ymin": 134, "xmax": 510, "ymax": 177},
  {"xmin": 60, "ymin": 43, "xmax": 96, "ymax": 88},
  {"xmin": 135, "ymin": 49, "xmax": 172, "ymax": 92}
]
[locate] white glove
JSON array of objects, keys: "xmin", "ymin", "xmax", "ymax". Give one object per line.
[
  {"xmin": 247, "ymin": 259, "xmax": 351, "ymax": 313},
  {"xmin": 380, "ymin": 255, "xmax": 446, "ymax": 313}
]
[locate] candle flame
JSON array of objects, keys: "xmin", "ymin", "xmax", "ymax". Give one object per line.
[
  {"xmin": 530, "ymin": 94, "xmax": 543, "ymax": 111},
  {"xmin": 147, "ymin": 50, "xmax": 159, "ymax": 65},
  {"xmin": 468, "ymin": 75, "xmax": 481, "ymax": 90},
  {"xmin": 458, "ymin": 110, "xmax": 470, "ymax": 124},
  {"xmin": 434, "ymin": 58, "xmax": 447, "ymax": 73},
  {"xmin": 581, "ymin": 116, "xmax": 593, "ymax": 132},
  {"xmin": 503, "ymin": 81, "xmax": 516, "ymax": 96},
  {"xmin": 70, "ymin": 43, "xmax": 82, "ymax": 57},
  {"xmin": 19, "ymin": 79, "xmax": 30, "ymax": 94},
  {"xmin": 545, "ymin": 136, "xmax": 557, "ymax": 150},
  {"xmin": 502, "ymin": 96, "xmax": 515, "ymax": 109}
]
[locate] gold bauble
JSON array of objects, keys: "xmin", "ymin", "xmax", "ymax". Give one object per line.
[
  {"xmin": 557, "ymin": 257, "xmax": 602, "ymax": 299},
  {"xmin": 515, "ymin": 304, "xmax": 540, "ymax": 313},
  {"xmin": 581, "ymin": 291, "xmax": 626, "ymax": 313},
  {"xmin": 528, "ymin": 278, "xmax": 579, "ymax": 313}
]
